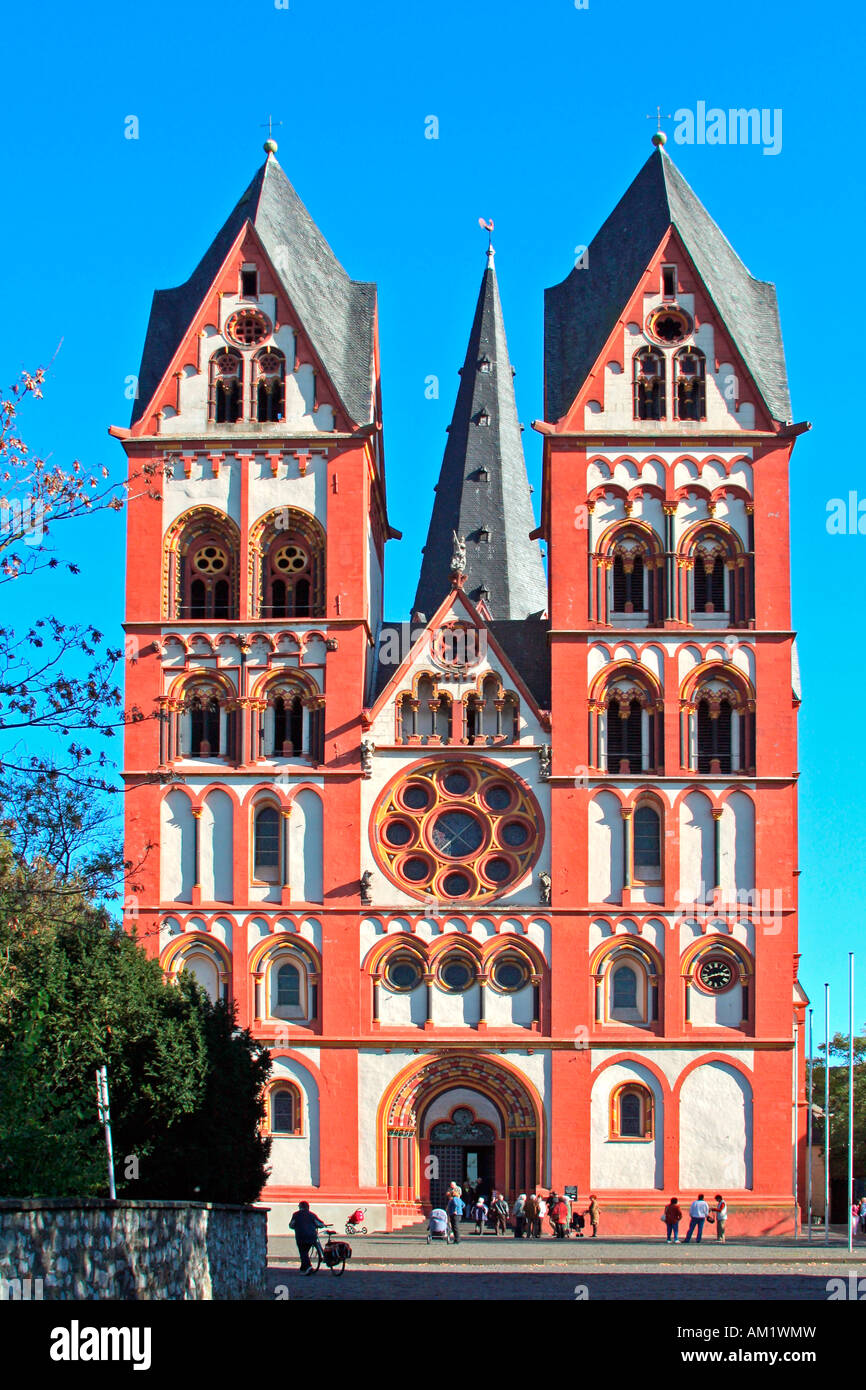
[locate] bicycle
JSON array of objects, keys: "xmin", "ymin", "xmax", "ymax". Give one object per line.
[{"xmin": 307, "ymin": 1227, "xmax": 351, "ymax": 1276}]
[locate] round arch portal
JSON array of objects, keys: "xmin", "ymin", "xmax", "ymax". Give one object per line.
[{"xmin": 378, "ymin": 1052, "xmax": 542, "ymax": 1208}]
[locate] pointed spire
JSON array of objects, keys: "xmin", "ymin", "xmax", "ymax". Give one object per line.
[{"xmin": 413, "ymin": 252, "xmax": 547, "ymax": 622}]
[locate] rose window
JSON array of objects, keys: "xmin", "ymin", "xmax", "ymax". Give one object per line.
[
  {"xmin": 273, "ymin": 544, "xmax": 308, "ymax": 574},
  {"xmin": 192, "ymin": 545, "xmax": 227, "ymax": 574},
  {"xmin": 225, "ymin": 308, "xmax": 272, "ymax": 346},
  {"xmin": 371, "ymin": 757, "xmax": 542, "ymax": 902}
]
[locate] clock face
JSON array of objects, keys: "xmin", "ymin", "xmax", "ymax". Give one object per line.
[{"xmin": 698, "ymin": 957, "xmax": 735, "ymax": 993}]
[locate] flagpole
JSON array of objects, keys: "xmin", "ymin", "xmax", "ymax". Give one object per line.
[
  {"xmin": 824, "ymin": 983, "xmax": 830, "ymax": 1246},
  {"xmin": 848, "ymin": 954, "xmax": 854, "ymax": 1254},
  {"xmin": 807, "ymin": 1006, "xmax": 813, "ymax": 1242}
]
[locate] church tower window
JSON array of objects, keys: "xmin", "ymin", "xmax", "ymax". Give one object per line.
[
  {"xmin": 674, "ymin": 347, "xmax": 707, "ymax": 421},
  {"xmin": 633, "ymin": 348, "xmax": 666, "ymax": 420},
  {"xmin": 209, "ymin": 350, "xmax": 243, "ymax": 423}
]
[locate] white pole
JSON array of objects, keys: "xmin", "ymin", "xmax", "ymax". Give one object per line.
[
  {"xmin": 95, "ymin": 1064, "xmax": 117, "ymax": 1201},
  {"xmin": 848, "ymin": 954, "xmax": 854, "ymax": 1254},
  {"xmin": 807, "ymin": 1007, "xmax": 813, "ymax": 1242},
  {"xmin": 824, "ymin": 983, "xmax": 830, "ymax": 1246}
]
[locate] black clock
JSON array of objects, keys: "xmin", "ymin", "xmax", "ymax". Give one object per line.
[{"xmin": 698, "ymin": 957, "xmax": 735, "ymax": 992}]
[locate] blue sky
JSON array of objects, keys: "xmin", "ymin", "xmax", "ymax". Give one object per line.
[{"xmin": 1, "ymin": 0, "xmax": 862, "ymax": 1036}]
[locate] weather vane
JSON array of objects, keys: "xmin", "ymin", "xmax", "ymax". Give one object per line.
[
  {"xmin": 261, "ymin": 115, "xmax": 283, "ymax": 153},
  {"xmin": 478, "ymin": 217, "xmax": 494, "ymax": 255},
  {"xmin": 646, "ymin": 105, "xmax": 671, "ymax": 147}
]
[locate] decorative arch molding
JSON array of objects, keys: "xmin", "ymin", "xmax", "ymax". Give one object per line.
[
  {"xmin": 160, "ymin": 931, "xmax": 232, "ymax": 1004},
  {"xmin": 592, "ymin": 517, "xmax": 665, "ymax": 627},
  {"xmin": 677, "ymin": 517, "xmax": 752, "ymax": 626},
  {"xmin": 163, "ymin": 506, "xmax": 241, "ymax": 621},
  {"xmin": 589, "ymin": 1050, "xmax": 672, "ymax": 1097},
  {"xmin": 377, "ymin": 1051, "xmax": 543, "ymax": 1201},
  {"xmin": 679, "ymin": 662, "xmax": 756, "ymax": 775},
  {"xmin": 671, "ymin": 1051, "xmax": 754, "ymax": 1100},
  {"xmin": 588, "ymin": 661, "xmax": 664, "ymax": 775},
  {"xmin": 680, "ymin": 935, "xmax": 753, "ymax": 981},
  {"xmin": 591, "ymin": 937, "xmax": 662, "ymax": 1026}
]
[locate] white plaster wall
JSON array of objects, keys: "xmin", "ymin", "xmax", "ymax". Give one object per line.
[
  {"xmin": 484, "ymin": 983, "xmax": 534, "ymax": 1027},
  {"xmin": 160, "ymin": 790, "xmax": 195, "ymax": 903},
  {"xmin": 290, "ymin": 789, "xmax": 323, "ymax": 903},
  {"xmin": 590, "ymin": 1061, "xmax": 663, "ymax": 1189},
  {"xmin": 589, "ymin": 791, "xmax": 623, "ymax": 903},
  {"xmin": 431, "ymin": 984, "xmax": 480, "ymax": 1026},
  {"xmin": 724, "ymin": 791, "xmax": 755, "ymax": 897},
  {"xmin": 590, "ymin": 1046, "xmax": 753, "ymax": 1091},
  {"xmin": 689, "ymin": 979, "xmax": 745, "ymax": 1028},
  {"xmin": 248, "ymin": 454, "xmax": 326, "ymax": 531},
  {"xmin": 378, "ymin": 984, "xmax": 426, "ymax": 1027},
  {"xmin": 423, "ymin": 1089, "xmax": 502, "ymax": 1135},
  {"xmin": 200, "ymin": 788, "xmax": 234, "ymax": 902},
  {"xmin": 182, "ymin": 952, "xmax": 220, "ymax": 1002},
  {"xmin": 679, "ymin": 1061, "xmax": 753, "ymax": 1189},
  {"xmin": 162, "ymin": 455, "xmax": 242, "ymax": 531},
  {"xmin": 679, "ymin": 792, "xmax": 714, "ymax": 901}
]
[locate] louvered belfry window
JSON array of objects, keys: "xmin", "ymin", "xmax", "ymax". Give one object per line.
[
  {"xmin": 694, "ymin": 555, "xmax": 725, "ymax": 613},
  {"xmin": 697, "ymin": 697, "xmax": 733, "ymax": 773},
  {"xmin": 607, "ymin": 697, "xmax": 643, "ymax": 772},
  {"xmin": 613, "ymin": 552, "xmax": 645, "ymax": 612}
]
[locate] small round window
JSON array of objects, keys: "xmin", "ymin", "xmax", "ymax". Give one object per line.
[
  {"xmin": 384, "ymin": 820, "xmax": 413, "ymax": 847},
  {"xmin": 193, "ymin": 545, "xmax": 227, "ymax": 574},
  {"xmin": 402, "ymin": 783, "xmax": 430, "ymax": 811},
  {"xmin": 442, "ymin": 769, "xmax": 471, "ymax": 797},
  {"xmin": 273, "ymin": 544, "xmax": 308, "ymax": 573},
  {"xmin": 491, "ymin": 956, "xmax": 529, "ymax": 993},
  {"xmin": 386, "ymin": 956, "xmax": 423, "ymax": 991},
  {"xmin": 439, "ymin": 955, "xmax": 474, "ymax": 992},
  {"xmin": 225, "ymin": 308, "xmax": 272, "ymax": 346},
  {"xmin": 403, "ymin": 856, "xmax": 432, "ymax": 882},
  {"xmin": 646, "ymin": 306, "xmax": 693, "ymax": 345}
]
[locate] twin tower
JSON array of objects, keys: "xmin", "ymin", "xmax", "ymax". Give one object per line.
[{"xmin": 118, "ymin": 142, "xmax": 806, "ymax": 1233}]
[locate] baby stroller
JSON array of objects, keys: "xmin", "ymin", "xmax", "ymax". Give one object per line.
[
  {"xmin": 427, "ymin": 1208, "xmax": 453, "ymax": 1243},
  {"xmin": 570, "ymin": 1210, "xmax": 586, "ymax": 1238},
  {"xmin": 345, "ymin": 1208, "xmax": 367, "ymax": 1235}
]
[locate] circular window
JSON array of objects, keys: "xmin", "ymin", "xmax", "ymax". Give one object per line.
[
  {"xmin": 386, "ymin": 956, "xmax": 423, "ymax": 991},
  {"xmin": 430, "ymin": 810, "xmax": 483, "ymax": 858},
  {"xmin": 439, "ymin": 955, "xmax": 474, "ymax": 992},
  {"xmin": 372, "ymin": 758, "xmax": 543, "ymax": 902},
  {"xmin": 501, "ymin": 820, "xmax": 529, "ymax": 847},
  {"xmin": 697, "ymin": 955, "xmax": 736, "ymax": 993},
  {"xmin": 441, "ymin": 871, "xmax": 472, "ymax": 898},
  {"xmin": 491, "ymin": 956, "xmax": 530, "ymax": 992},
  {"xmin": 273, "ymin": 544, "xmax": 308, "ymax": 573},
  {"xmin": 193, "ymin": 545, "xmax": 227, "ymax": 574},
  {"xmin": 402, "ymin": 856, "xmax": 432, "ymax": 883},
  {"xmin": 402, "ymin": 783, "xmax": 430, "ymax": 811},
  {"xmin": 483, "ymin": 856, "xmax": 511, "ymax": 883},
  {"xmin": 225, "ymin": 308, "xmax": 272, "ymax": 346},
  {"xmin": 646, "ymin": 306, "xmax": 693, "ymax": 345},
  {"xmin": 384, "ymin": 820, "xmax": 413, "ymax": 847},
  {"xmin": 483, "ymin": 782, "xmax": 512, "ymax": 812}
]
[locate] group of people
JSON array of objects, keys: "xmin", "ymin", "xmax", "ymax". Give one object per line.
[
  {"xmin": 663, "ymin": 1194, "xmax": 727, "ymax": 1243},
  {"xmin": 851, "ymin": 1197, "xmax": 866, "ymax": 1234},
  {"xmin": 443, "ymin": 1184, "xmax": 600, "ymax": 1241}
]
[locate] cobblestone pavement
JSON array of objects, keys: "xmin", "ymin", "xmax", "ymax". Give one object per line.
[{"xmin": 266, "ymin": 1264, "xmax": 843, "ymax": 1301}]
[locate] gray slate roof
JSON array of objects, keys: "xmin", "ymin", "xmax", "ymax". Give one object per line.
[
  {"xmin": 413, "ymin": 254, "xmax": 548, "ymax": 622},
  {"xmin": 544, "ymin": 147, "xmax": 792, "ymax": 426},
  {"xmin": 131, "ymin": 154, "xmax": 377, "ymax": 426}
]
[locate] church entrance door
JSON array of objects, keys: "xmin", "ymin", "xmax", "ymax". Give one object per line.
[{"xmin": 427, "ymin": 1107, "xmax": 497, "ymax": 1210}]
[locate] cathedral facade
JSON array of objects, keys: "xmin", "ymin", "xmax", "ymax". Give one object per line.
[{"xmin": 118, "ymin": 139, "xmax": 807, "ymax": 1234}]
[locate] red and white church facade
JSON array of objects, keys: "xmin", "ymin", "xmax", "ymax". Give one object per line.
[{"xmin": 117, "ymin": 136, "xmax": 808, "ymax": 1234}]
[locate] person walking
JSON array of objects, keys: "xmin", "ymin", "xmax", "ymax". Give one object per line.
[
  {"xmin": 588, "ymin": 1195, "xmax": 600, "ymax": 1238},
  {"xmin": 525, "ymin": 1191, "xmax": 540, "ymax": 1238},
  {"xmin": 859, "ymin": 1197, "xmax": 866, "ymax": 1234},
  {"xmin": 684, "ymin": 1193, "xmax": 710, "ymax": 1244},
  {"xmin": 491, "ymin": 1191, "xmax": 509, "ymax": 1236},
  {"xmin": 513, "ymin": 1192, "xmax": 527, "ymax": 1239},
  {"xmin": 663, "ymin": 1197, "xmax": 682, "ymax": 1243},
  {"xmin": 289, "ymin": 1200, "xmax": 326, "ymax": 1275},
  {"xmin": 447, "ymin": 1190, "xmax": 464, "ymax": 1243},
  {"xmin": 551, "ymin": 1194, "xmax": 569, "ymax": 1239},
  {"xmin": 473, "ymin": 1193, "xmax": 488, "ymax": 1235},
  {"xmin": 713, "ymin": 1194, "xmax": 727, "ymax": 1243}
]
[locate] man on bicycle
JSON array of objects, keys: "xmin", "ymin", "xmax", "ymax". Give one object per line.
[{"xmin": 290, "ymin": 1200, "xmax": 326, "ymax": 1275}]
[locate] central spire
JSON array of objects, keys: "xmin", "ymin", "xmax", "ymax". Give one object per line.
[{"xmin": 413, "ymin": 252, "xmax": 547, "ymax": 622}]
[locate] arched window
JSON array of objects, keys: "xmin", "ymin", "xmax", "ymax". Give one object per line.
[
  {"xmin": 633, "ymin": 348, "xmax": 666, "ymax": 420},
  {"xmin": 273, "ymin": 693, "xmax": 305, "ymax": 756},
  {"xmin": 253, "ymin": 803, "xmax": 282, "ymax": 882},
  {"xmin": 265, "ymin": 534, "xmax": 316, "ymax": 618},
  {"xmin": 166, "ymin": 508, "xmax": 240, "ymax": 622},
  {"xmin": 209, "ymin": 350, "xmax": 243, "ymax": 423},
  {"xmin": 254, "ymin": 349, "xmax": 286, "ymax": 423},
  {"xmin": 633, "ymin": 802, "xmax": 662, "ymax": 883},
  {"xmin": 270, "ymin": 1083, "xmax": 302, "ymax": 1135},
  {"xmin": 694, "ymin": 553, "xmax": 726, "ymax": 613},
  {"xmin": 611, "ymin": 1084, "xmax": 653, "ymax": 1139},
  {"xmin": 189, "ymin": 694, "xmax": 221, "ymax": 757},
  {"xmin": 674, "ymin": 348, "xmax": 706, "ymax": 421},
  {"xmin": 612, "ymin": 964, "xmax": 637, "ymax": 1009},
  {"xmin": 277, "ymin": 962, "xmax": 300, "ymax": 1006},
  {"xmin": 697, "ymin": 696, "xmax": 733, "ymax": 774},
  {"xmin": 613, "ymin": 551, "xmax": 645, "ymax": 613},
  {"xmin": 606, "ymin": 696, "xmax": 644, "ymax": 773}
]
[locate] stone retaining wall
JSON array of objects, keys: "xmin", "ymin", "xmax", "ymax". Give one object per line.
[{"xmin": 0, "ymin": 1198, "xmax": 267, "ymax": 1300}]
